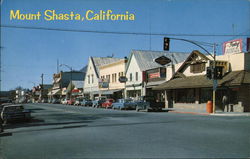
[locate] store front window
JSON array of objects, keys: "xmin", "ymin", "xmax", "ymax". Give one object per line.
[{"xmin": 175, "ymin": 89, "xmax": 195, "ymax": 103}]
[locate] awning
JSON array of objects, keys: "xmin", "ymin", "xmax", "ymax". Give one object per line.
[
  {"xmin": 51, "ymin": 89, "xmax": 62, "ymax": 95},
  {"xmin": 146, "ymin": 80, "xmax": 165, "ymax": 88},
  {"xmin": 100, "ymin": 89, "xmax": 123, "ymax": 95},
  {"xmin": 153, "ymin": 70, "xmax": 250, "ymax": 90}
]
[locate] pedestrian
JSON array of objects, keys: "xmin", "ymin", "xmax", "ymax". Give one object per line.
[{"xmin": 222, "ymin": 94, "xmax": 229, "ymax": 112}]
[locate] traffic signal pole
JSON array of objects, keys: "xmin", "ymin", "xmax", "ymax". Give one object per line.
[
  {"xmin": 212, "ymin": 44, "xmax": 217, "ymax": 114},
  {"xmin": 164, "ymin": 37, "xmax": 218, "ymax": 113}
]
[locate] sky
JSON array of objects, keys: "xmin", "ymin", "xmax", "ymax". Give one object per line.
[{"xmin": 1, "ymin": 0, "xmax": 250, "ymax": 91}]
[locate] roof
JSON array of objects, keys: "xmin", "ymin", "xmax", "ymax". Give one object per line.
[
  {"xmin": 172, "ymin": 50, "xmax": 211, "ymax": 79},
  {"xmin": 40, "ymin": 84, "xmax": 53, "ymax": 90},
  {"xmin": 153, "ymin": 70, "xmax": 250, "ymax": 90},
  {"xmin": 126, "ymin": 50, "xmax": 190, "ymax": 73},
  {"xmin": 71, "ymin": 80, "xmax": 84, "ymax": 89},
  {"xmin": 91, "ymin": 57, "xmax": 122, "ymax": 77}
]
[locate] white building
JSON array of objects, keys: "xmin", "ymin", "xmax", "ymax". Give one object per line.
[
  {"xmin": 83, "ymin": 56, "xmax": 122, "ymax": 99},
  {"xmin": 125, "ymin": 50, "xmax": 189, "ymax": 99}
]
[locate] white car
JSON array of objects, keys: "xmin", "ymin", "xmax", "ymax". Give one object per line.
[{"xmin": 61, "ymin": 99, "xmax": 68, "ymax": 105}]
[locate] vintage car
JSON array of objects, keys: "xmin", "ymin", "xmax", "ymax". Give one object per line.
[
  {"xmin": 92, "ymin": 96, "xmax": 107, "ymax": 108},
  {"xmin": 135, "ymin": 96, "xmax": 164, "ymax": 112},
  {"xmin": 67, "ymin": 99, "xmax": 75, "ymax": 105},
  {"xmin": 80, "ymin": 99, "xmax": 93, "ymax": 107},
  {"xmin": 101, "ymin": 99, "xmax": 114, "ymax": 109},
  {"xmin": 1, "ymin": 105, "xmax": 31, "ymax": 124},
  {"xmin": 52, "ymin": 99, "xmax": 60, "ymax": 104},
  {"xmin": 112, "ymin": 98, "xmax": 137, "ymax": 110},
  {"xmin": 61, "ymin": 98, "xmax": 68, "ymax": 105}
]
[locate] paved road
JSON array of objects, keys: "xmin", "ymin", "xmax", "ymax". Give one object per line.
[{"xmin": 0, "ymin": 103, "xmax": 249, "ymax": 159}]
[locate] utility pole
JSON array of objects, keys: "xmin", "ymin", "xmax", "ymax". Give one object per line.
[
  {"xmin": 41, "ymin": 73, "xmax": 44, "ymax": 102},
  {"xmin": 212, "ymin": 44, "xmax": 217, "ymax": 113}
]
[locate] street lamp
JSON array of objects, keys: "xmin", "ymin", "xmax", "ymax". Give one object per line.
[{"xmin": 60, "ymin": 64, "xmax": 73, "ymax": 100}]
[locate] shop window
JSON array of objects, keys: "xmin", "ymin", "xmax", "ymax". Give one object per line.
[
  {"xmin": 176, "ymin": 89, "xmax": 195, "ymax": 103},
  {"xmin": 190, "ymin": 63, "xmax": 205, "ymax": 73},
  {"xmin": 200, "ymin": 88, "xmax": 212, "ymax": 103},
  {"xmin": 106, "ymin": 75, "xmax": 110, "ymax": 82}
]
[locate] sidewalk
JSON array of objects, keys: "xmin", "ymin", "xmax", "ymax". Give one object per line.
[{"xmin": 163, "ymin": 108, "xmax": 250, "ymax": 116}]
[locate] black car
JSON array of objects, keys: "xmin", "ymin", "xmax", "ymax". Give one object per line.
[
  {"xmin": 136, "ymin": 96, "xmax": 164, "ymax": 112},
  {"xmin": 1, "ymin": 105, "xmax": 31, "ymax": 124}
]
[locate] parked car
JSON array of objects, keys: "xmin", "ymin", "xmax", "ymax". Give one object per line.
[
  {"xmin": 74, "ymin": 98, "xmax": 81, "ymax": 106},
  {"xmin": 101, "ymin": 99, "xmax": 114, "ymax": 109},
  {"xmin": 0, "ymin": 104, "xmax": 31, "ymax": 124},
  {"xmin": 52, "ymin": 99, "xmax": 60, "ymax": 104},
  {"xmin": 92, "ymin": 96, "xmax": 107, "ymax": 108},
  {"xmin": 61, "ymin": 98, "xmax": 68, "ymax": 105},
  {"xmin": 135, "ymin": 96, "xmax": 163, "ymax": 112},
  {"xmin": 112, "ymin": 98, "xmax": 137, "ymax": 110},
  {"xmin": 67, "ymin": 99, "xmax": 75, "ymax": 105},
  {"xmin": 80, "ymin": 99, "xmax": 93, "ymax": 107}
]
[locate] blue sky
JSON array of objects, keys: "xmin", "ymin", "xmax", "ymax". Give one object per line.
[{"xmin": 1, "ymin": 0, "xmax": 250, "ymax": 91}]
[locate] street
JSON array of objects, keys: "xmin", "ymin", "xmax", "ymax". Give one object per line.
[{"xmin": 0, "ymin": 103, "xmax": 250, "ymax": 159}]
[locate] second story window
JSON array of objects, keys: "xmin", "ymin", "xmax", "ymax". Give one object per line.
[
  {"xmin": 88, "ymin": 75, "xmax": 90, "ymax": 84},
  {"xmin": 190, "ymin": 63, "xmax": 205, "ymax": 73},
  {"xmin": 91, "ymin": 74, "xmax": 94, "ymax": 83},
  {"xmin": 130, "ymin": 73, "xmax": 132, "ymax": 81},
  {"xmin": 136, "ymin": 72, "xmax": 138, "ymax": 81}
]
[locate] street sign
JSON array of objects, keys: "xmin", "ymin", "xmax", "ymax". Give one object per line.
[
  {"xmin": 118, "ymin": 76, "xmax": 127, "ymax": 83},
  {"xmin": 154, "ymin": 56, "xmax": 172, "ymax": 65}
]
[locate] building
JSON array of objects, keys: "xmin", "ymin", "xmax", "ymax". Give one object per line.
[
  {"xmin": 99, "ymin": 58, "xmax": 127, "ymax": 99},
  {"xmin": 154, "ymin": 50, "xmax": 250, "ymax": 112},
  {"xmin": 48, "ymin": 71, "xmax": 84, "ymax": 101},
  {"xmin": 83, "ymin": 57, "xmax": 122, "ymax": 100},
  {"xmin": 125, "ymin": 50, "xmax": 189, "ymax": 100},
  {"xmin": 65, "ymin": 80, "xmax": 84, "ymax": 99}
]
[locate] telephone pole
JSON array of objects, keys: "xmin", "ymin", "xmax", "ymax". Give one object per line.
[{"xmin": 40, "ymin": 73, "xmax": 44, "ymax": 102}]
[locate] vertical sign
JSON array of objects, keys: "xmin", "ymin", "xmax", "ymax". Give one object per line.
[{"xmin": 247, "ymin": 38, "xmax": 250, "ymax": 52}]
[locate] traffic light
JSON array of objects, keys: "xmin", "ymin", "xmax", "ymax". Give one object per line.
[
  {"xmin": 214, "ymin": 66, "xmax": 223, "ymax": 79},
  {"xmin": 206, "ymin": 67, "xmax": 212, "ymax": 79},
  {"xmin": 163, "ymin": 37, "xmax": 170, "ymax": 51}
]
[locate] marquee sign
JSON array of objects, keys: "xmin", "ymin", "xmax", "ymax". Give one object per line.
[{"xmin": 223, "ymin": 39, "xmax": 242, "ymax": 54}]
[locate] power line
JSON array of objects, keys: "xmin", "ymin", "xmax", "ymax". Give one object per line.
[{"xmin": 1, "ymin": 25, "xmax": 250, "ymax": 37}]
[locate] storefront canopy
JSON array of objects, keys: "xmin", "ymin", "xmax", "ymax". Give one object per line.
[
  {"xmin": 51, "ymin": 89, "xmax": 62, "ymax": 95},
  {"xmin": 101, "ymin": 89, "xmax": 123, "ymax": 95},
  {"xmin": 153, "ymin": 70, "xmax": 250, "ymax": 90}
]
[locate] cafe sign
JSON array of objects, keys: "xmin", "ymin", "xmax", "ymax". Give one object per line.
[{"xmin": 223, "ymin": 39, "xmax": 242, "ymax": 54}]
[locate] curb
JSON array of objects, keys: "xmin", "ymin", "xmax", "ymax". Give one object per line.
[
  {"xmin": 210, "ymin": 113, "xmax": 250, "ymax": 117},
  {"xmin": 168, "ymin": 111, "xmax": 209, "ymax": 116}
]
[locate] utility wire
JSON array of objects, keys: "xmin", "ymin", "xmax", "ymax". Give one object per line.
[{"xmin": 1, "ymin": 25, "xmax": 250, "ymax": 37}]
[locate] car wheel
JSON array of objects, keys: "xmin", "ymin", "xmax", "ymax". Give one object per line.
[
  {"xmin": 136, "ymin": 106, "xmax": 139, "ymax": 112},
  {"xmin": 3, "ymin": 119, "xmax": 8, "ymax": 125}
]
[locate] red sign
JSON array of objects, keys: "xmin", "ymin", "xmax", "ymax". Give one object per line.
[{"xmin": 149, "ymin": 72, "xmax": 160, "ymax": 79}]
